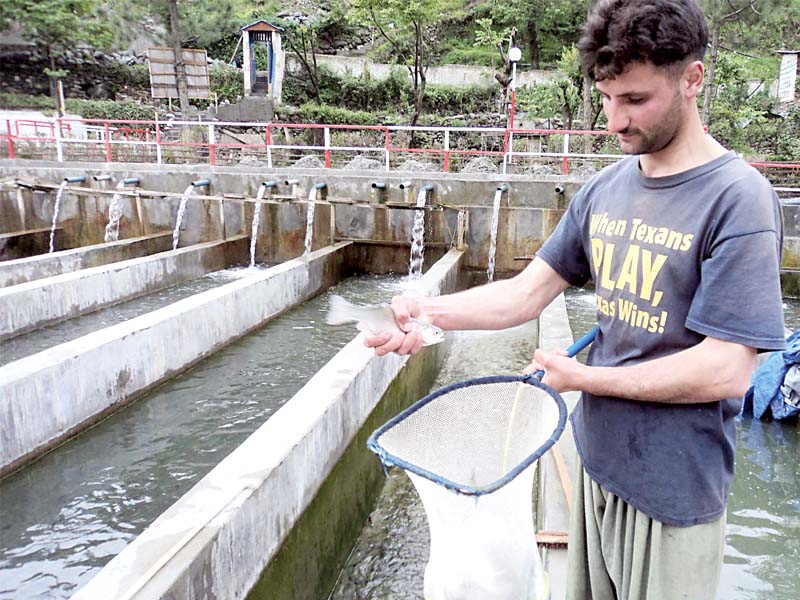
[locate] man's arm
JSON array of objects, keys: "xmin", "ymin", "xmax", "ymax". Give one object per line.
[
  {"xmin": 365, "ymin": 257, "xmax": 570, "ymax": 355},
  {"xmin": 532, "ymin": 335, "xmax": 756, "ymax": 403}
]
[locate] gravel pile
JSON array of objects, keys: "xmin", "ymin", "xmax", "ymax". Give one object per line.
[
  {"xmin": 344, "ymin": 156, "xmax": 384, "ymax": 170},
  {"xmin": 524, "ymin": 164, "xmax": 560, "ymax": 176},
  {"xmin": 293, "ymin": 155, "xmax": 325, "ymax": 169},
  {"xmin": 460, "ymin": 157, "xmax": 499, "ymax": 174},
  {"xmin": 396, "ymin": 159, "xmax": 440, "ymax": 172}
]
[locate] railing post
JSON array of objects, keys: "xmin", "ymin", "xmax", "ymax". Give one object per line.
[
  {"xmin": 104, "ymin": 121, "xmax": 112, "ymax": 162},
  {"xmin": 384, "ymin": 127, "xmax": 390, "ymax": 170},
  {"xmin": 55, "ymin": 117, "xmax": 64, "ymax": 162},
  {"xmin": 562, "ymin": 132, "xmax": 570, "ymax": 175},
  {"xmin": 443, "ymin": 129, "xmax": 450, "ymax": 172},
  {"xmin": 155, "ymin": 116, "xmax": 163, "ymax": 165},
  {"xmin": 5, "ymin": 120, "xmax": 15, "ymax": 160},
  {"xmin": 324, "ymin": 126, "xmax": 331, "ymax": 168},
  {"xmin": 208, "ymin": 123, "xmax": 216, "ymax": 166},
  {"xmin": 266, "ymin": 125, "xmax": 273, "ymax": 168}
]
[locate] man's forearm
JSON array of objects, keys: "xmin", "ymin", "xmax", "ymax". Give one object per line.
[
  {"xmin": 419, "ymin": 257, "xmax": 569, "ymax": 331},
  {"xmin": 573, "ymin": 336, "xmax": 756, "ymax": 403}
]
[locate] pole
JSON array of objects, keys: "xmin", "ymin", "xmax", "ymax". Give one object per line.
[{"xmin": 510, "ymin": 61, "xmax": 517, "ymax": 130}]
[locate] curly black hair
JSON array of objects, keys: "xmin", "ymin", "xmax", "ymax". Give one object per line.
[{"xmin": 578, "ymin": 0, "xmax": 709, "ymax": 81}]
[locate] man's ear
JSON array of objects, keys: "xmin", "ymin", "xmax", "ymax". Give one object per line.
[{"xmin": 683, "ymin": 60, "xmax": 705, "ymax": 98}]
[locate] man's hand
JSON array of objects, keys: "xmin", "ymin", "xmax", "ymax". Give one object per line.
[
  {"xmin": 523, "ymin": 348, "xmax": 584, "ymax": 392},
  {"xmin": 363, "ymin": 296, "xmax": 428, "ymax": 356}
]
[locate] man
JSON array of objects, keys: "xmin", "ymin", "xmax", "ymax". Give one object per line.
[{"xmin": 366, "ymin": 0, "xmax": 785, "ymax": 598}]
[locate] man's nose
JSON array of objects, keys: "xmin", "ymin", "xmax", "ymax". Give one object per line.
[{"xmin": 605, "ymin": 101, "xmax": 630, "ymax": 133}]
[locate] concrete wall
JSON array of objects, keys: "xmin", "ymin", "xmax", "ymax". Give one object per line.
[
  {"xmin": 0, "ymin": 227, "xmax": 62, "ymax": 259},
  {"xmin": 71, "ymin": 249, "xmax": 463, "ymax": 600},
  {"xmin": 0, "ymin": 160, "xmax": 579, "ymax": 274},
  {"xmin": 0, "ymin": 243, "xmax": 348, "ymax": 477},
  {"xmin": 286, "ymin": 54, "xmax": 561, "ymax": 88},
  {"xmin": 0, "ymin": 236, "xmax": 249, "ymax": 341},
  {"xmin": 0, "ymin": 232, "xmax": 172, "ymax": 287}
]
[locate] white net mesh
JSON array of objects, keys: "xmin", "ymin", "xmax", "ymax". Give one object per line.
[{"xmin": 372, "ymin": 379, "xmax": 562, "ymax": 599}]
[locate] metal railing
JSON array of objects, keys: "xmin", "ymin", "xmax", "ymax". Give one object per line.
[{"xmin": 1, "ymin": 117, "xmax": 798, "ymax": 182}]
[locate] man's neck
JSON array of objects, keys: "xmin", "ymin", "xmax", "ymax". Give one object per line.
[{"xmin": 639, "ymin": 112, "xmax": 727, "ymax": 178}]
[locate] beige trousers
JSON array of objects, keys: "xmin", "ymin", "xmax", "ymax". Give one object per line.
[{"xmin": 565, "ymin": 466, "xmax": 725, "ymax": 600}]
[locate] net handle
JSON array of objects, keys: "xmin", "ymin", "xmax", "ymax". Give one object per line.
[{"xmin": 526, "ymin": 325, "xmax": 599, "ymax": 381}]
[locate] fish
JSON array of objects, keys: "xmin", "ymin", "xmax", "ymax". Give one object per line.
[{"xmin": 326, "ymin": 294, "xmax": 445, "ymax": 346}]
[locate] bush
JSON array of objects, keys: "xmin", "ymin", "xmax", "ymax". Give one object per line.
[
  {"xmin": 209, "ymin": 65, "xmax": 244, "ymax": 103},
  {"xmin": 0, "ymin": 93, "xmax": 154, "ymax": 120},
  {"xmin": 297, "ymin": 103, "xmax": 380, "ymax": 126}
]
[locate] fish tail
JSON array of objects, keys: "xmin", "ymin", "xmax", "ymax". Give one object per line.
[{"xmin": 326, "ymin": 294, "xmax": 355, "ymax": 325}]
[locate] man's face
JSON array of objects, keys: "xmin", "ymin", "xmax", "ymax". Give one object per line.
[{"xmin": 596, "ymin": 61, "xmax": 686, "ymax": 155}]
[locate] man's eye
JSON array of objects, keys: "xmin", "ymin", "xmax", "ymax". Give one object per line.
[{"xmin": 627, "ymin": 97, "xmax": 645, "ymax": 104}]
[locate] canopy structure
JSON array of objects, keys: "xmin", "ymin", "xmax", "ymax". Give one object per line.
[{"xmin": 241, "ymin": 20, "xmax": 285, "ymax": 102}]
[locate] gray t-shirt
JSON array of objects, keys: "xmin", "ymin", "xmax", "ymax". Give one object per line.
[{"xmin": 537, "ymin": 152, "xmax": 785, "ymax": 526}]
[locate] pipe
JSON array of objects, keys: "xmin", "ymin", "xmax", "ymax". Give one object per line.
[
  {"xmin": 398, "ymin": 181, "xmax": 413, "ymax": 189},
  {"xmin": 192, "ymin": 179, "xmax": 210, "ymax": 188},
  {"xmin": 313, "ymin": 182, "xmax": 327, "ymax": 190},
  {"xmin": 122, "ymin": 177, "xmax": 141, "ymax": 186},
  {"xmin": 261, "ymin": 180, "xmax": 278, "ymax": 188},
  {"xmin": 371, "ymin": 182, "xmax": 387, "ymax": 189},
  {"xmin": 64, "ymin": 176, "xmax": 87, "ymax": 183},
  {"xmin": 420, "ymin": 184, "xmax": 435, "ymax": 192},
  {"xmin": 554, "ymin": 184, "xmax": 565, "ymax": 194},
  {"xmin": 93, "ymin": 175, "xmax": 112, "ymax": 182},
  {"xmin": 496, "ymin": 184, "xmax": 509, "ymax": 192},
  {"xmin": 285, "ymin": 179, "xmax": 300, "ymax": 186}
]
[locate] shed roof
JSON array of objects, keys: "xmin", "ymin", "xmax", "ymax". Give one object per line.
[{"xmin": 241, "ymin": 20, "xmax": 285, "ymax": 33}]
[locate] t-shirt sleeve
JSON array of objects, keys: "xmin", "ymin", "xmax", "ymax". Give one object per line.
[
  {"xmin": 537, "ymin": 192, "xmax": 592, "ymax": 287},
  {"xmin": 686, "ymin": 182, "xmax": 786, "ymax": 351}
]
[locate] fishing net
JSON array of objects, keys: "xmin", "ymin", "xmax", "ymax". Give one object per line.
[{"xmin": 368, "ymin": 375, "xmax": 567, "ymax": 600}]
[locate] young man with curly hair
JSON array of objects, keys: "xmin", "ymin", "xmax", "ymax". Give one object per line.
[{"xmin": 365, "ymin": 1, "xmax": 785, "ymax": 597}]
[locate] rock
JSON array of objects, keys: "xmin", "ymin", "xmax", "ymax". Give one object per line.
[
  {"xmin": 293, "ymin": 155, "xmax": 325, "ymax": 169},
  {"xmin": 344, "ymin": 155, "xmax": 383, "ymax": 170},
  {"xmin": 459, "ymin": 157, "xmax": 499, "ymax": 174},
  {"xmin": 396, "ymin": 159, "xmax": 440, "ymax": 173}
]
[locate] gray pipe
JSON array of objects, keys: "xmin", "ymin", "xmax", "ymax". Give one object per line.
[
  {"xmin": 398, "ymin": 181, "xmax": 413, "ymax": 189},
  {"xmin": 93, "ymin": 175, "xmax": 112, "ymax": 182},
  {"xmin": 262, "ymin": 180, "xmax": 278, "ymax": 188},
  {"xmin": 285, "ymin": 179, "xmax": 300, "ymax": 186},
  {"xmin": 496, "ymin": 184, "xmax": 509, "ymax": 192},
  {"xmin": 420, "ymin": 184, "xmax": 435, "ymax": 192},
  {"xmin": 371, "ymin": 182, "xmax": 387, "ymax": 189},
  {"xmin": 122, "ymin": 177, "xmax": 141, "ymax": 186},
  {"xmin": 313, "ymin": 182, "xmax": 327, "ymax": 190},
  {"xmin": 64, "ymin": 176, "xmax": 87, "ymax": 183}
]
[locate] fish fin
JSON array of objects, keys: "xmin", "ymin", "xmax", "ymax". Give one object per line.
[{"xmin": 326, "ymin": 294, "xmax": 354, "ymax": 325}]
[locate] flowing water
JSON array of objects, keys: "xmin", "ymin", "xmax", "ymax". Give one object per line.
[
  {"xmin": 103, "ymin": 181, "xmax": 126, "ymax": 243},
  {"xmin": 486, "ymin": 189, "xmax": 503, "ymax": 283},
  {"xmin": 407, "ymin": 189, "xmax": 429, "ymax": 279},
  {"xmin": 48, "ymin": 181, "xmax": 68, "ymax": 253},
  {"xmin": 304, "ymin": 187, "xmax": 318, "ymax": 255},
  {"xmin": 0, "ymin": 273, "xmax": 404, "ymax": 599},
  {"xmin": 249, "ymin": 185, "xmax": 269, "ymax": 267},
  {"xmin": 565, "ymin": 287, "xmax": 799, "ymax": 600},
  {"xmin": 332, "ymin": 319, "xmax": 540, "ymax": 598},
  {"xmin": 0, "ymin": 269, "xmax": 252, "ymax": 368},
  {"xmin": 171, "ymin": 184, "xmax": 195, "ymax": 250}
]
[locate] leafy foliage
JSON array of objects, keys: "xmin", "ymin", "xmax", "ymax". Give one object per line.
[{"xmin": 0, "ymin": 93, "xmax": 155, "ymax": 120}]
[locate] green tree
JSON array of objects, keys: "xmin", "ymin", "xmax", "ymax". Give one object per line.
[
  {"xmin": 1, "ymin": 0, "xmax": 112, "ymax": 107},
  {"xmin": 350, "ymin": 0, "xmax": 459, "ymax": 127},
  {"xmin": 699, "ymin": 0, "xmax": 779, "ymax": 124}
]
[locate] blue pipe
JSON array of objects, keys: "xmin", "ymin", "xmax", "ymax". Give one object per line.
[
  {"xmin": 192, "ymin": 179, "xmax": 210, "ymax": 188},
  {"xmin": 420, "ymin": 184, "xmax": 435, "ymax": 192},
  {"xmin": 122, "ymin": 177, "xmax": 141, "ymax": 186},
  {"xmin": 64, "ymin": 176, "xmax": 87, "ymax": 183},
  {"xmin": 398, "ymin": 181, "xmax": 413, "ymax": 189},
  {"xmin": 313, "ymin": 182, "xmax": 327, "ymax": 190},
  {"xmin": 262, "ymin": 180, "xmax": 278, "ymax": 188}
]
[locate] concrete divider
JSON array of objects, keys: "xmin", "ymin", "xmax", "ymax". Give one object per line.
[
  {"xmin": 71, "ymin": 249, "xmax": 464, "ymax": 600},
  {"xmin": 0, "ymin": 236, "xmax": 249, "ymax": 341},
  {"xmin": 0, "ymin": 232, "xmax": 173, "ymax": 287},
  {"xmin": 0, "ymin": 243, "xmax": 349, "ymax": 477}
]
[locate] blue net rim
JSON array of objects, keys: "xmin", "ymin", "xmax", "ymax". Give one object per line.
[{"xmin": 367, "ymin": 374, "xmax": 568, "ymax": 497}]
